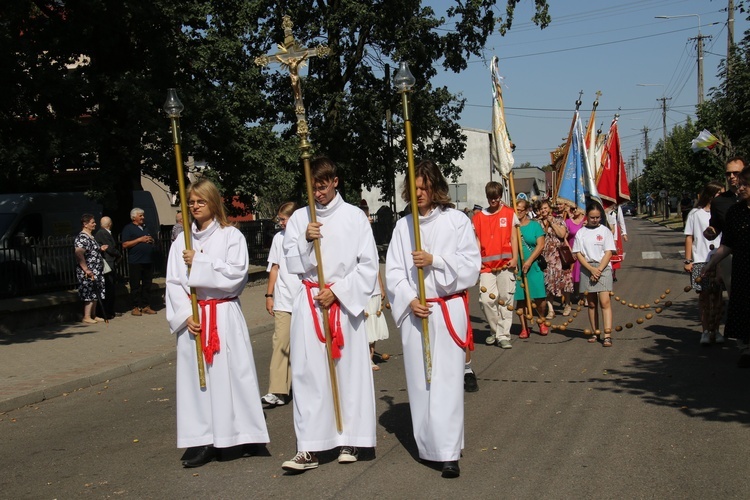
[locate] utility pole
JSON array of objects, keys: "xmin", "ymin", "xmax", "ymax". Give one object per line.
[
  {"xmin": 642, "ymin": 126, "xmax": 650, "ymax": 158},
  {"xmin": 690, "ymin": 31, "xmax": 711, "ymax": 105},
  {"xmin": 657, "ymin": 97, "xmax": 672, "ymax": 144},
  {"xmin": 728, "ymin": 0, "xmax": 735, "ymax": 79},
  {"xmin": 634, "ymin": 148, "xmax": 640, "ymax": 211},
  {"xmin": 634, "ymin": 148, "xmax": 640, "ymax": 177}
]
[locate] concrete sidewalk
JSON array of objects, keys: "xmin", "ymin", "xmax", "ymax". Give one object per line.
[{"xmin": 0, "ymin": 274, "xmax": 274, "ymax": 413}]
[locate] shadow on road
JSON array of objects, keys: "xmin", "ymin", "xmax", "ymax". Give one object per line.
[
  {"xmin": 378, "ymin": 396, "xmax": 419, "ymax": 461},
  {"xmin": 591, "ymin": 298, "xmax": 750, "ymax": 426}
]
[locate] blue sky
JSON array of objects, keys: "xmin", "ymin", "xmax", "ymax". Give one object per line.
[{"xmin": 425, "ymin": 0, "xmax": 747, "ymax": 174}]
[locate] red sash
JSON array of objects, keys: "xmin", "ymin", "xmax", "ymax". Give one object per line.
[
  {"xmin": 302, "ymin": 280, "xmax": 344, "ymax": 359},
  {"xmin": 610, "ymin": 235, "xmax": 624, "ymax": 269},
  {"xmin": 425, "ymin": 290, "xmax": 474, "ymax": 351},
  {"xmin": 196, "ymin": 296, "xmax": 237, "ymax": 364}
]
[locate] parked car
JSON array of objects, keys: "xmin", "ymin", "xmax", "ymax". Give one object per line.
[{"xmin": 621, "ymin": 202, "xmax": 637, "ymax": 216}]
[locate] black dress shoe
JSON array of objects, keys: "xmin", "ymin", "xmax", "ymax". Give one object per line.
[
  {"xmin": 442, "ymin": 460, "xmax": 460, "ymax": 478},
  {"xmin": 182, "ymin": 445, "xmax": 217, "ymax": 468},
  {"xmin": 464, "ymin": 372, "xmax": 479, "ymax": 393}
]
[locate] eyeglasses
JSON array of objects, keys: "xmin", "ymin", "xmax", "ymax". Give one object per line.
[
  {"xmin": 187, "ymin": 200, "xmax": 207, "ymax": 208},
  {"xmin": 313, "ymin": 183, "xmax": 332, "ymax": 194},
  {"xmin": 725, "ymin": 171, "xmax": 742, "ymax": 177}
]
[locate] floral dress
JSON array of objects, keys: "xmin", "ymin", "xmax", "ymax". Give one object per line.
[
  {"xmin": 565, "ymin": 217, "xmax": 586, "ymax": 283},
  {"xmin": 75, "ymin": 232, "xmax": 105, "ymax": 301},
  {"xmin": 541, "ymin": 216, "xmax": 573, "ymax": 296}
]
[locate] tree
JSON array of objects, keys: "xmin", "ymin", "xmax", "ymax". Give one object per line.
[
  {"xmin": 0, "ymin": 0, "xmax": 551, "ymax": 226},
  {"xmin": 640, "ymin": 119, "xmax": 722, "ymax": 198},
  {"xmin": 697, "ymin": 11, "xmax": 750, "ymax": 160}
]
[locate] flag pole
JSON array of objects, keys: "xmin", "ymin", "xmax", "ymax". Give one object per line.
[
  {"xmin": 554, "ymin": 93, "xmax": 584, "ymax": 203},
  {"xmin": 508, "ymin": 173, "xmax": 535, "ymax": 322}
]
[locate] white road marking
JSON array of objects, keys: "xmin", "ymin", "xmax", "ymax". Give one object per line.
[{"xmin": 642, "ymin": 251, "xmax": 662, "ymax": 260}]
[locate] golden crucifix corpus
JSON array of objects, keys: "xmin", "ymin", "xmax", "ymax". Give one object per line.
[{"xmin": 254, "ymin": 17, "xmax": 343, "ymax": 432}]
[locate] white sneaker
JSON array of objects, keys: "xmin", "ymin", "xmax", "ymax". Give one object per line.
[
  {"xmin": 498, "ymin": 339, "xmax": 513, "ymax": 349},
  {"xmin": 546, "ymin": 302, "xmax": 555, "ymax": 320},
  {"xmin": 261, "ymin": 393, "xmax": 285, "ymax": 406},
  {"xmin": 485, "ymin": 335, "xmax": 497, "ymax": 346},
  {"xmin": 700, "ymin": 331, "xmax": 711, "ymax": 345},
  {"xmin": 338, "ymin": 446, "xmax": 358, "ymax": 463},
  {"xmin": 713, "ymin": 331, "xmax": 725, "ymax": 344}
]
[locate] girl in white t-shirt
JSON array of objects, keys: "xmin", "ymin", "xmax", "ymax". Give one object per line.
[
  {"xmin": 572, "ymin": 203, "xmax": 617, "ymax": 347},
  {"xmin": 684, "ymin": 181, "xmax": 724, "ymax": 345}
]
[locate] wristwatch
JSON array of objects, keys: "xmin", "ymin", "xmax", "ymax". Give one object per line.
[
  {"xmin": 265, "ymin": 293, "xmax": 273, "ymax": 298},
  {"xmin": 684, "ymin": 259, "xmax": 693, "ymax": 264}
]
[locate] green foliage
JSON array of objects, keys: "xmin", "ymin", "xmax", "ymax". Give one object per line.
[
  {"xmin": 640, "ymin": 7, "xmax": 750, "ymax": 200},
  {"xmin": 0, "ymin": 0, "xmax": 550, "ymax": 222},
  {"xmin": 640, "ymin": 119, "xmax": 723, "ymax": 198}
]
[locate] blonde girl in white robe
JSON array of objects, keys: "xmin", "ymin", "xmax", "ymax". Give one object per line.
[{"xmin": 166, "ymin": 179, "xmax": 269, "ymax": 468}]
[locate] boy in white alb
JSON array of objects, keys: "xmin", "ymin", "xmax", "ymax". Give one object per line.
[{"xmin": 281, "ymin": 157, "xmax": 379, "ymax": 473}]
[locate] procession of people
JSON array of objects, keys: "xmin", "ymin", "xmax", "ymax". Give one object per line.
[{"xmin": 156, "ymin": 153, "xmax": 750, "ymax": 478}]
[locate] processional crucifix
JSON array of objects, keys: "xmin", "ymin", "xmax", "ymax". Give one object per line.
[{"xmin": 254, "ymin": 17, "xmax": 344, "ymax": 432}]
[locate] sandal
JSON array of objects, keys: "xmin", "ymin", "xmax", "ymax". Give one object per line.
[
  {"xmin": 603, "ymin": 337, "xmax": 613, "ymax": 347},
  {"xmin": 587, "ymin": 335, "xmax": 599, "ymax": 343}
]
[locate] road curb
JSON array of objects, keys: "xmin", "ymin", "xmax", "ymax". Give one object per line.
[{"xmin": 0, "ymin": 323, "xmax": 274, "ymax": 414}]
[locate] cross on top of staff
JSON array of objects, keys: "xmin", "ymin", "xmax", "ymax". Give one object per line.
[
  {"xmin": 254, "ymin": 16, "xmax": 331, "ymax": 73},
  {"xmin": 254, "ymin": 16, "xmax": 331, "ymax": 151}
]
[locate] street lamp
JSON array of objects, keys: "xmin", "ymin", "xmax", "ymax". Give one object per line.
[
  {"xmin": 393, "ymin": 61, "xmax": 432, "ymax": 383},
  {"xmin": 163, "ymin": 88, "xmax": 206, "ymax": 389},
  {"xmin": 655, "ymin": 14, "xmax": 707, "ymax": 105}
]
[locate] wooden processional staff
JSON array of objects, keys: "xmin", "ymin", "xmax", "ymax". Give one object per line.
[
  {"xmin": 393, "ymin": 62, "xmax": 432, "ymax": 384},
  {"xmin": 254, "ymin": 17, "xmax": 343, "ymax": 432},
  {"xmin": 164, "ymin": 89, "xmax": 206, "ymax": 389}
]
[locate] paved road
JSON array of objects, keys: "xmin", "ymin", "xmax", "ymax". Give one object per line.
[{"xmin": 1, "ymin": 218, "xmax": 748, "ymax": 499}]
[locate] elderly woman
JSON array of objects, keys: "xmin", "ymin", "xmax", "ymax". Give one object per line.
[
  {"xmin": 536, "ymin": 200, "xmax": 573, "ymax": 318},
  {"xmin": 74, "ymin": 214, "xmax": 107, "ymax": 324}
]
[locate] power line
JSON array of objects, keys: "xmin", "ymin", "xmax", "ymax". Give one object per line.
[{"xmin": 468, "ymin": 26, "xmax": 702, "ymax": 62}]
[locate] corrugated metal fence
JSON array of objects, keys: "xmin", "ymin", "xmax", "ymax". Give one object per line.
[{"xmin": 0, "ymin": 220, "xmax": 275, "ymax": 298}]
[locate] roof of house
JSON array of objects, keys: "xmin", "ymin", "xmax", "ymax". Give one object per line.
[{"xmin": 514, "ymin": 178, "xmax": 539, "ymax": 194}]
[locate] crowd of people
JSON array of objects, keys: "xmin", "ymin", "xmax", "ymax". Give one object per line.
[
  {"xmin": 74, "ymin": 209, "xmax": 157, "ymax": 324},
  {"xmin": 72, "ymin": 154, "xmax": 749, "ymax": 480},
  {"xmin": 470, "ymin": 184, "xmax": 623, "ymax": 350}
]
